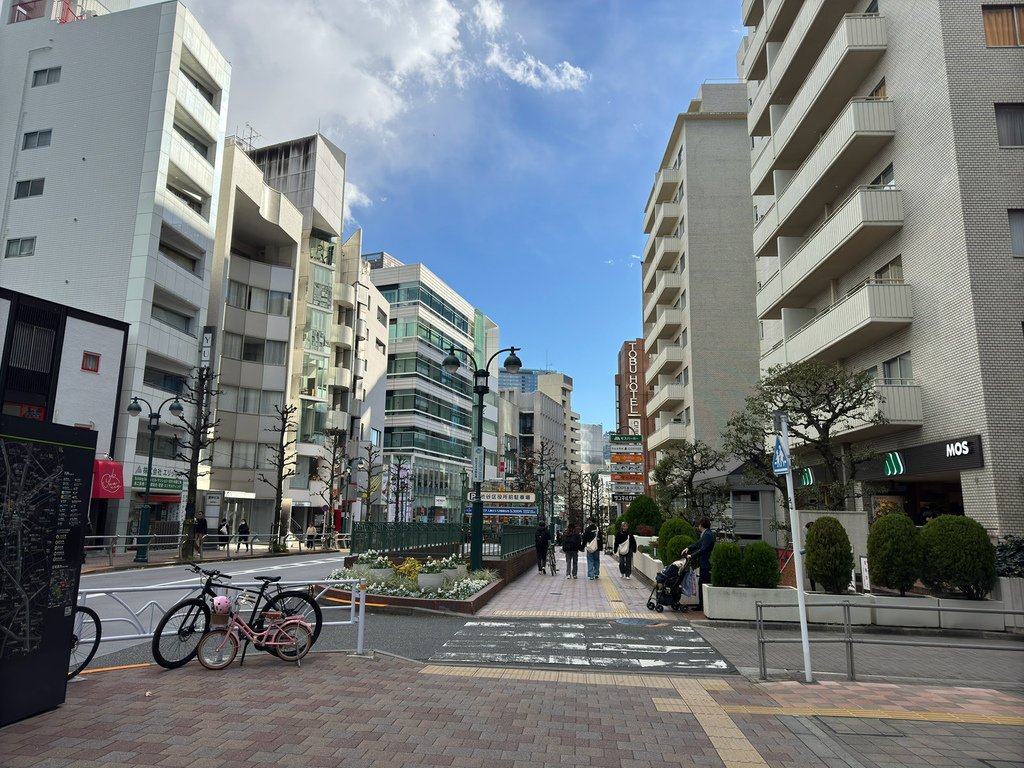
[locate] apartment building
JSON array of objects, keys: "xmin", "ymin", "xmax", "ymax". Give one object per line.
[
  {"xmin": 368, "ymin": 252, "xmax": 499, "ymax": 523},
  {"xmin": 500, "ymin": 368, "xmax": 581, "ymax": 469},
  {"xmin": 0, "ymin": 0, "xmax": 230, "ymax": 535},
  {"xmin": 248, "ymin": 136, "xmax": 389, "ymax": 532},
  {"xmin": 738, "ymin": 0, "xmax": 1024, "ymax": 535},
  {"xmin": 579, "ymin": 423, "xmax": 608, "ymax": 475},
  {"xmin": 641, "ymin": 83, "xmax": 761, "ymax": 457}
]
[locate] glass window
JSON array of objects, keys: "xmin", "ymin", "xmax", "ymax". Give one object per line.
[
  {"xmin": 151, "ymin": 304, "xmax": 192, "ymax": 334},
  {"xmin": 237, "ymin": 387, "xmax": 261, "ymax": 413},
  {"xmin": 882, "ymin": 352, "xmax": 912, "ymax": 384},
  {"xmin": 248, "ymin": 286, "xmax": 269, "ymax": 313},
  {"xmin": 14, "ymin": 178, "xmax": 44, "ymax": 198},
  {"xmin": 870, "ymin": 163, "xmax": 895, "ymax": 188},
  {"xmin": 222, "ymin": 332, "xmax": 242, "ymax": 359},
  {"xmin": 212, "ymin": 439, "xmax": 231, "ymax": 467},
  {"xmin": 995, "ymin": 104, "xmax": 1024, "ymax": 146},
  {"xmin": 241, "ymin": 337, "xmax": 264, "ymax": 362},
  {"xmin": 264, "ymin": 339, "xmax": 287, "ymax": 366},
  {"xmin": 219, "ymin": 385, "xmax": 238, "ymax": 412},
  {"xmin": 269, "ymin": 290, "xmax": 291, "ymax": 316},
  {"xmin": 5, "ymin": 237, "xmax": 35, "ymax": 258},
  {"xmin": 983, "ymin": 5, "xmax": 1024, "ymax": 46},
  {"xmin": 227, "ymin": 280, "xmax": 246, "ymax": 308},
  {"xmin": 869, "ymin": 77, "xmax": 886, "ymax": 99},
  {"xmin": 682, "ymin": 367, "xmax": 689, "ymax": 386},
  {"xmin": 22, "ymin": 129, "xmax": 51, "ymax": 150},
  {"xmin": 1010, "ymin": 210, "xmax": 1024, "ymax": 257},
  {"xmin": 31, "ymin": 67, "xmax": 60, "ymax": 87},
  {"xmin": 231, "ymin": 442, "xmax": 256, "ymax": 469},
  {"xmin": 874, "ymin": 255, "xmax": 904, "ymax": 282},
  {"xmin": 260, "ymin": 390, "xmax": 284, "ymax": 416},
  {"xmin": 9, "ymin": 1, "xmax": 46, "ymax": 23}
]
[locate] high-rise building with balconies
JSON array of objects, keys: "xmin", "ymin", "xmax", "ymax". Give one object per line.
[
  {"xmin": 738, "ymin": 0, "xmax": 1024, "ymax": 536},
  {"xmin": 641, "ymin": 83, "xmax": 761, "ymax": 458}
]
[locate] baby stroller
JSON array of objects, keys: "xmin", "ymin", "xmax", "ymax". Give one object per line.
[{"xmin": 646, "ymin": 556, "xmax": 694, "ymax": 613}]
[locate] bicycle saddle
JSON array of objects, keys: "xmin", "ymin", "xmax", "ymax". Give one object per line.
[{"xmin": 255, "ymin": 575, "xmax": 282, "ymax": 583}]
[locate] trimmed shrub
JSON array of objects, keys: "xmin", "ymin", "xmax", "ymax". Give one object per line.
[
  {"xmin": 805, "ymin": 517, "xmax": 854, "ymax": 594},
  {"xmin": 663, "ymin": 534, "xmax": 696, "ymax": 566},
  {"xmin": 741, "ymin": 541, "xmax": 780, "ymax": 589},
  {"xmin": 626, "ymin": 495, "xmax": 663, "ymax": 534},
  {"xmin": 996, "ymin": 535, "xmax": 1024, "ymax": 578},
  {"xmin": 710, "ymin": 541, "xmax": 743, "ymax": 587},
  {"xmin": 867, "ymin": 512, "xmax": 921, "ymax": 596},
  {"xmin": 657, "ymin": 518, "xmax": 697, "ymax": 564},
  {"xmin": 920, "ymin": 515, "xmax": 997, "ymax": 599}
]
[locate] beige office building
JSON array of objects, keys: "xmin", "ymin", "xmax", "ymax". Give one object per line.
[{"xmin": 738, "ymin": 0, "xmax": 1023, "ymax": 535}]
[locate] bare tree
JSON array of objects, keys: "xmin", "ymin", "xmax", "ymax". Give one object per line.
[
  {"xmin": 651, "ymin": 439, "xmax": 729, "ymax": 528},
  {"xmin": 171, "ymin": 366, "xmax": 221, "ymax": 559},
  {"xmin": 257, "ymin": 403, "xmax": 298, "ymax": 549},
  {"xmin": 315, "ymin": 427, "xmax": 348, "ymax": 545},
  {"xmin": 353, "ymin": 443, "xmax": 384, "ymax": 522},
  {"xmin": 386, "ymin": 454, "xmax": 412, "ymax": 521}
]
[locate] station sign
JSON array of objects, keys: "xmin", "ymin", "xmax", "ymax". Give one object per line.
[
  {"xmin": 467, "ymin": 491, "xmax": 536, "ymax": 503},
  {"xmin": 610, "ymin": 434, "xmax": 642, "ymax": 444}
]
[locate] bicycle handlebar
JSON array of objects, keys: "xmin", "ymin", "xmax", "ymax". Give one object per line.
[{"xmin": 188, "ymin": 563, "xmax": 231, "ymax": 580}]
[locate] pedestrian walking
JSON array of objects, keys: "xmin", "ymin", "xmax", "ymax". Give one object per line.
[
  {"xmin": 236, "ymin": 519, "xmax": 251, "ymax": 553},
  {"xmin": 583, "ymin": 517, "xmax": 603, "ymax": 579},
  {"xmin": 561, "ymin": 523, "xmax": 582, "ymax": 579},
  {"xmin": 684, "ymin": 517, "xmax": 716, "ymax": 612},
  {"xmin": 305, "ymin": 523, "xmax": 317, "ymax": 550},
  {"xmin": 194, "ymin": 510, "xmax": 208, "ymax": 561},
  {"xmin": 535, "ymin": 520, "xmax": 551, "ymax": 574},
  {"xmin": 614, "ymin": 521, "xmax": 637, "ymax": 579}
]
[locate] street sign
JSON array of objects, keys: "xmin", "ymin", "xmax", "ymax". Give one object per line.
[
  {"xmin": 471, "ymin": 446, "xmax": 485, "ymax": 483},
  {"xmin": 772, "ymin": 435, "xmax": 789, "ymax": 475},
  {"xmin": 611, "ymin": 473, "xmax": 644, "ymax": 483},
  {"xmin": 612, "ymin": 493, "xmax": 639, "ymax": 503},
  {"xmin": 464, "ymin": 506, "xmax": 539, "ymax": 516},
  {"xmin": 610, "ymin": 434, "xmax": 642, "ymax": 443},
  {"xmin": 468, "ymin": 491, "xmax": 536, "ymax": 503}
]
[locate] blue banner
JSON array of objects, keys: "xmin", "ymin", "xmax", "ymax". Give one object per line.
[{"xmin": 465, "ymin": 506, "xmax": 539, "ymax": 516}]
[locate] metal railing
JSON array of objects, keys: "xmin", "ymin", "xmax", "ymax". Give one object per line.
[
  {"xmin": 83, "ymin": 532, "xmax": 352, "ymax": 567},
  {"xmin": 351, "ymin": 522, "xmax": 464, "ymax": 556},
  {"xmin": 78, "ymin": 577, "xmax": 368, "ymax": 657},
  {"xmin": 499, "ymin": 526, "xmax": 535, "ymax": 559},
  {"xmin": 756, "ymin": 600, "xmax": 1024, "ymax": 681}
]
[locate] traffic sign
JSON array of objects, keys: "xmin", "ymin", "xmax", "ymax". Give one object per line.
[{"xmin": 772, "ymin": 436, "xmax": 789, "ymax": 475}]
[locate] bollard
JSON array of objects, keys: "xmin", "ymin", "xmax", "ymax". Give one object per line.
[{"xmin": 356, "ymin": 578, "xmax": 367, "ymax": 655}]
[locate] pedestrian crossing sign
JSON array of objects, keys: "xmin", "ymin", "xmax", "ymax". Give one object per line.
[{"xmin": 772, "ymin": 436, "xmax": 789, "ymax": 475}]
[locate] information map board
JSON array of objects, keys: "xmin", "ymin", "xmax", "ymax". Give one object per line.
[{"xmin": 0, "ymin": 416, "xmax": 96, "ymax": 726}]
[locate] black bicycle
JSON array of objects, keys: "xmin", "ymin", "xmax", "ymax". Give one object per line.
[
  {"xmin": 151, "ymin": 564, "xmax": 322, "ymax": 669},
  {"xmin": 68, "ymin": 605, "xmax": 102, "ymax": 679}
]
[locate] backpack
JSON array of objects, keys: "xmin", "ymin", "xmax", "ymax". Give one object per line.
[{"xmin": 535, "ymin": 528, "xmax": 547, "ymax": 546}]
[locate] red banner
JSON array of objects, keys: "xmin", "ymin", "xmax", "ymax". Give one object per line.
[{"xmin": 92, "ymin": 460, "xmax": 125, "ymax": 499}]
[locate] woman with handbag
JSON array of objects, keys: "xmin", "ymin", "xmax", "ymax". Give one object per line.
[
  {"xmin": 613, "ymin": 522, "xmax": 637, "ymax": 579},
  {"xmin": 583, "ymin": 517, "xmax": 603, "ymax": 580}
]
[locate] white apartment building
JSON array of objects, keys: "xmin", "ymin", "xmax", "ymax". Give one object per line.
[
  {"xmin": 738, "ymin": 0, "xmax": 1024, "ymax": 536},
  {"xmin": 368, "ymin": 252, "xmax": 499, "ymax": 523},
  {"xmin": 500, "ymin": 368, "xmax": 581, "ymax": 469},
  {"xmin": 0, "ymin": 0, "xmax": 230, "ymax": 536},
  {"xmin": 641, "ymin": 83, "xmax": 761, "ymax": 456}
]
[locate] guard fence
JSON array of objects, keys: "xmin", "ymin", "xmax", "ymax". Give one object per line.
[
  {"xmin": 349, "ymin": 521, "xmax": 535, "ymax": 560},
  {"xmin": 755, "ymin": 599, "xmax": 1024, "ymax": 681},
  {"xmin": 83, "ymin": 532, "xmax": 352, "ymax": 566}
]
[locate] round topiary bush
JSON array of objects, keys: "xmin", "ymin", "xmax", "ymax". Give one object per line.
[
  {"xmin": 657, "ymin": 518, "xmax": 697, "ymax": 564},
  {"xmin": 741, "ymin": 541, "xmax": 780, "ymax": 589},
  {"xmin": 805, "ymin": 517, "xmax": 854, "ymax": 594},
  {"xmin": 663, "ymin": 534, "xmax": 696, "ymax": 566},
  {"xmin": 920, "ymin": 515, "xmax": 997, "ymax": 599},
  {"xmin": 867, "ymin": 512, "xmax": 921, "ymax": 596},
  {"xmin": 626, "ymin": 495, "xmax": 663, "ymax": 534},
  {"xmin": 710, "ymin": 541, "xmax": 743, "ymax": 587}
]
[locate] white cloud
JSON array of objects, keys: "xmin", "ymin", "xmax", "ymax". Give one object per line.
[
  {"xmin": 629, "ymin": 254, "xmax": 642, "ymax": 260},
  {"xmin": 603, "ymin": 259, "xmax": 615, "ymax": 265},
  {"xmin": 343, "ymin": 181, "xmax": 372, "ymax": 229},
  {"xmin": 473, "ymin": 0, "xmax": 505, "ymax": 35},
  {"xmin": 485, "ymin": 43, "xmax": 589, "ymax": 92}
]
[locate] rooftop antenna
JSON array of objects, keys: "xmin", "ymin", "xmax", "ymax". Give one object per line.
[{"xmin": 239, "ymin": 122, "xmax": 261, "ymax": 152}]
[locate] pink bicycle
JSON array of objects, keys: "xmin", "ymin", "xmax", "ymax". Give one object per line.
[{"xmin": 197, "ymin": 578, "xmax": 312, "ymax": 670}]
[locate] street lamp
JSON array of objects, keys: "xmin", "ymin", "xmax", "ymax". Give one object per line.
[
  {"xmin": 442, "ymin": 344, "xmax": 522, "ymax": 570},
  {"xmin": 342, "ymin": 456, "xmax": 366, "ymax": 542},
  {"xmin": 126, "ymin": 395, "xmax": 184, "ymax": 563}
]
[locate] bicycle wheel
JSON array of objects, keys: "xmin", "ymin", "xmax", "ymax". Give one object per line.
[
  {"xmin": 68, "ymin": 605, "xmax": 101, "ymax": 680},
  {"xmin": 152, "ymin": 598, "xmax": 210, "ymax": 669},
  {"xmin": 274, "ymin": 622, "xmax": 313, "ymax": 662},
  {"xmin": 265, "ymin": 591, "xmax": 322, "ymax": 645},
  {"xmin": 196, "ymin": 629, "xmax": 238, "ymax": 670},
  {"xmin": 548, "ymin": 549, "xmax": 558, "ymax": 574}
]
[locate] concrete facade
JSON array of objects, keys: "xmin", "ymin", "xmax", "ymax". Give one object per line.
[{"xmin": 739, "ymin": 0, "xmax": 1024, "ymax": 536}]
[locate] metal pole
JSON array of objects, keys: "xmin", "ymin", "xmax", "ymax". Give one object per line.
[
  {"xmin": 470, "ymin": 382, "xmax": 485, "ymax": 571},
  {"xmin": 134, "ymin": 412, "xmax": 159, "ymax": 563},
  {"xmin": 356, "ymin": 578, "xmax": 367, "ymax": 654},
  {"xmin": 781, "ymin": 412, "xmax": 813, "ymax": 683},
  {"xmin": 343, "ymin": 466, "xmax": 352, "ymax": 544}
]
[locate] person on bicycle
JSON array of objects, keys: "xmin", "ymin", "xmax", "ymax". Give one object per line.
[
  {"xmin": 561, "ymin": 522, "xmax": 582, "ymax": 579},
  {"xmin": 237, "ymin": 519, "xmax": 251, "ymax": 553},
  {"xmin": 535, "ymin": 520, "xmax": 551, "ymax": 575}
]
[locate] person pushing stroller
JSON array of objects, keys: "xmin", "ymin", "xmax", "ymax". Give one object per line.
[{"xmin": 646, "ymin": 550, "xmax": 696, "ymax": 612}]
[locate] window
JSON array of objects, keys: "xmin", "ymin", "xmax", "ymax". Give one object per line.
[
  {"xmin": 260, "ymin": 390, "xmax": 284, "ymax": 416},
  {"xmin": 869, "ymin": 77, "xmax": 886, "ymax": 99},
  {"xmin": 22, "ymin": 129, "xmax": 51, "ymax": 149},
  {"xmin": 866, "ymin": 0, "xmax": 879, "ymax": 13},
  {"xmin": 1010, "ymin": 210, "xmax": 1024, "ymax": 257},
  {"xmin": 5, "ymin": 237, "xmax": 35, "ymax": 258},
  {"xmin": 31, "ymin": 67, "xmax": 60, "ymax": 86},
  {"xmin": 874, "ymin": 255, "xmax": 904, "ymax": 282},
  {"xmin": 882, "ymin": 351, "xmax": 912, "ymax": 384},
  {"xmin": 10, "ymin": 322, "xmax": 53, "ymax": 372},
  {"xmin": 863, "ymin": 365, "xmax": 878, "ymax": 382},
  {"xmin": 242, "ymin": 337, "xmax": 264, "ymax": 362},
  {"xmin": 81, "ymin": 352, "xmax": 100, "ymax": 373},
  {"xmin": 870, "ymin": 163, "xmax": 895, "ymax": 188},
  {"xmin": 222, "ymin": 332, "xmax": 242, "ymax": 359},
  {"xmin": 143, "ymin": 367, "xmax": 185, "ymax": 393},
  {"xmin": 151, "ymin": 304, "xmax": 192, "ymax": 335},
  {"xmin": 377, "ymin": 307, "xmax": 387, "ymax": 325},
  {"xmin": 14, "ymin": 178, "xmax": 44, "ymax": 199},
  {"xmin": 677, "ymin": 253, "xmax": 686, "ymax": 273},
  {"xmin": 248, "ymin": 286, "xmax": 269, "ymax": 313},
  {"xmin": 9, "ymin": 1, "xmax": 45, "ymax": 23},
  {"xmin": 679, "ymin": 290, "xmax": 687, "ymax": 310},
  {"xmin": 680, "ymin": 328, "xmax": 688, "ymax": 348},
  {"xmin": 227, "ymin": 280, "xmax": 247, "ymax": 308},
  {"xmin": 996, "ymin": 104, "xmax": 1024, "ymax": 146},
  {"xmin": 268, "ymin": 290, "xmax": 291, "ymax": 316},
  {"xmin": 983, "ymin": 5, "xmax": 1024, "ymax": 46},
  {"xmin": 264, "ymin": 340, "xmax": 287, "ymax": 366},
  {"xmin": 158, "ymin": 241, "xmax": 200, "ymax": 273},
  {"xmin": 682, "ymin": 366, "xmax": 689, "ymax": 387},
  {"xmin": 683, "ymin": 407, "xmax": 691, "ymax": 426},
  {"xmin": 375, "ymin": 339, "xmax": 386, "ymax": 355},
  {"xmin": 174, "ymin": 125, "xmax": 210, "ymax": 160},
  {"xmin": 167, "ymin": 182, "xmax": 205, "ymax": 217}
]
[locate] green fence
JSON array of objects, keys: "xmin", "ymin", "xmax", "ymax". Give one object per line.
[
  {"xmin": 351, "ymin": 522, "xmax": 463, "ymax": 555},
  {"xmin": 499, "ymin": 526, "xmax": 535, "ymax": 559}
]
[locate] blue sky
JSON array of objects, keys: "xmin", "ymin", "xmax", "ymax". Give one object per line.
[{"xmin": 183, "ymin": 0, "xmax": 744, "ymax": 429}]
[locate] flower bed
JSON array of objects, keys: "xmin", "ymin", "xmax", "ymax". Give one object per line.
[{"xmin": 326, "ymin": 567, "xmax": 503, "ymax": 614}]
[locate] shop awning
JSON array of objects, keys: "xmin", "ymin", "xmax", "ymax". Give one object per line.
[{"xmin": 91, "ymin": 460, "xmax": 125, "ymax": 499}]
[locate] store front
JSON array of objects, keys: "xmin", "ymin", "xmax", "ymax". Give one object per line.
[{"xmin": 127, "ymin": 466, "xmax": 182, "ymax": 539}]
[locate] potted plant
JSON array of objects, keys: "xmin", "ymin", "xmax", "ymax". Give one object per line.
[
  {"xmin": 418, "ymin": 558, "xmax": 445, "ymax": 590},
  {"xmin": 354, "ymin": 549, "xmax": 393, "ymax": 582},
  {"xmin": 441, "ymin": 554, "xmax": 467, "ymax": 581}
]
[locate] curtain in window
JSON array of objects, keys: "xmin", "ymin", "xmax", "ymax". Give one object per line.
[
  {"xmin": 983, "ymin": 7, "xmax": 1017, "ymax": 45},
  {"xmin": 996, "ymin": 105, "xmax": 1024, "ymax": 146}
]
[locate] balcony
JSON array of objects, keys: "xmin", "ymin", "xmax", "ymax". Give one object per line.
[
  {"xmin": 649, "ymin": 423, "xmax": 690, "ymax": 452},
  {"xmin": 742, "ymin": 0, "xmax": 763, "ymax": 27},
  {"xmin": 834, "ymin": 382, "xmax": 924, "ymax": 440},
  {"xmin": 644, "ymin": 202, "xmax": 683, "ymax": 237},
  {"xmin": 645, "ymin": 308, "xmax": 684, "ymax": 346},
  {"xmin": 642, "ymin": 273, "xmax": 684, "ymax": 323},
  {"xmin": 168, "ymin": 131, "xmax": 214, "ymax": 197},
  {"xmin": 740, "ymin": 18, "xmax": 769, "ymax": 81},
  {"xmin": 643, "ymin": 236, "xmax": 683, "ymax": 274},
  {"xmin": 336, "ymin": 324, "xmax": 354, "ymax": 350},
  {"xmin": 334, "ymin": 282, "xmax": 355, "ymax": 309},
  {"xmin": 355, "ymin": 318, "xmax": 368, "ymax": 340},
  {"xmin": 647, "ymin": 384, "xmax": 686, "ymax": 416},
  {"xmin": 332, "ymin": 365, "xmax": 353, "ymax": 390},
  {"xmin": 752, "ymin": 99, "xmax": 896, "ymax": 254},
  {"xmin": 758, "ymin": 187, "xmax": 904, "ymax": 319},
  {"xmin": 750, "ymin": 14, "xmax": 888, "ymax": 193},
  {"xmin": 654, "ymin": 167, "xmax": 683, "ymax": 205},
  {"xmin": 756, "ymin": 270, "xmax": 783, "ymax": 320},
  {"xmin": 175, "ymin": 75, "xmax": 220, "ymax": 141},
  {"xmin": 748, "ymin": 0, "xmax": 859, "ymax": 138},
  {"xmin": 760, "ymin": 339, "xmax": 787, "ymax": 372},
  {"xmin": 646, "ymin": 346, "xmax": 686, "ymax": 383},
  {"xmin": 785, "ymin": 280, "xmax": 912, "ymax": 363}
]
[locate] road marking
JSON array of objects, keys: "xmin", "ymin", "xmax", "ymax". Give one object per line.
[{"xmin": 149, "ymin": 557, "xmax": 347, "ymax": 587}]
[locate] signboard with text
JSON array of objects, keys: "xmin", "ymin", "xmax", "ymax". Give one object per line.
[
  {"xmin": 468, "ymin": 491, "xmax": 536, "ymax": 503},
  {"xmin": 610, "ymin": 434, "xmax": 642, "ymax": 444}
]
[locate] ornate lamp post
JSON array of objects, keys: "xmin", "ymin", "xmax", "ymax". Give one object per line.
[
  {"xmin": 442, "ymin": 345, "xmax": 522, "ymax": 570},
  {"xmin": 342, "ymin": 456, "xmax": 366, "ymax": 543},
  {"xmin": 126, "ymin": 395, "xmax": 184, "ymax": 563}
]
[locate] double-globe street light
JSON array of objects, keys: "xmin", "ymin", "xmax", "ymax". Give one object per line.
[
  {"xmin": 442, "ymin": 345, "xmax": 522, "ymax": 571},
  {"xmin": 342, "ymin": 456, "xmax": 366, "ymax": 542},
  {"xmin": 126, "ymin": 395, "xmax": 184, "ymax": 563}
]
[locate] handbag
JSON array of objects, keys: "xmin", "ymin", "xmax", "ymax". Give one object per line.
[
  {"xmin": 617, "ymin": 540, "xmax": 630, "ymax": 556},
  {"xmin": 585, "ymin": 535, "xmax": 599, "ymax": 553}
]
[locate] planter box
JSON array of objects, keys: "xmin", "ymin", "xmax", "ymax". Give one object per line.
[
  {"xmin": 417, "ymin": 572, "xmax": 445, "ymax": 590},
  {"xmin": 633, "ymin": 552, "xmax": 664, "ymax": 582},
  {"xmin": 938, "ymin": 597, "xmax": 1005, "ymax": 631},
  {"xmin": 322, "ymin": 577, "xmax": 503, "ymax": 615},
  {"xmin": 868, "ymin": 594, "xmax": 940, "ymax": 628},
  {"xmin": 443, "ymin": 565, "xmax": 468, "ymax": 581},
  {"xmin": 704, "ymin": 586, "xmax": 871, "ymax": 624},
  {"xmin": 991, "ymin": 577, "xmax": 1024, "ymax": 631},
  {"xmin": 362, "ymin": 567, "xmax": 393, "ymax": 582}
]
